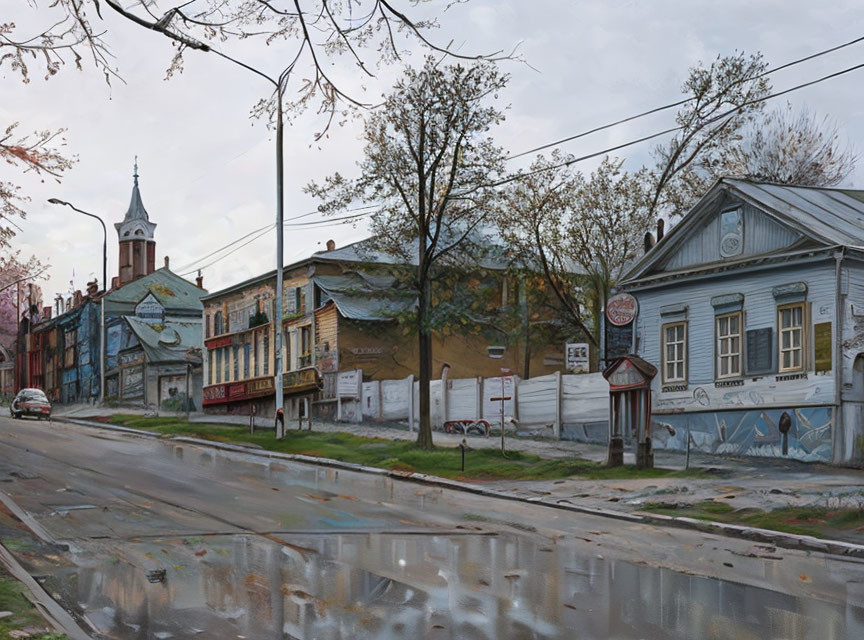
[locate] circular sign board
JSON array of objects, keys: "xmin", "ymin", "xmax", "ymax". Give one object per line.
[{"xmin": 606, "ymin": 293, "xmax": 638, "ymax": 326}]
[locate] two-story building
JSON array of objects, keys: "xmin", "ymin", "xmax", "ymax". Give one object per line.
[
  {"xmin": 201, "ymin": 238, "xmax": 570, "ymax": 422},
  {"xmin": 622, "ymin": 178, "xmax": 864, "ymax": 466}
]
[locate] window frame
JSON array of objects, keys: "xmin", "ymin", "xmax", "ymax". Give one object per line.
[
  {"xmin": 715, "ymin": 311, "xmax": 743, "ymax": 380},
  {"xmin": 661, "ymin": 321, "xmax": 688, "ymax": 384},
  {"xmin": 777, "ymin": 302, "xmax": 806, "ymax": 373}
]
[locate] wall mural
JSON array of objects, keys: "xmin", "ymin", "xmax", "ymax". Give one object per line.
[
  {"xmin": 651, "ymin": 406, "xmax": 833, "ymax": 463},
  {"xmin": 160, "ymin": 375, "xmax": 195, "ymax": 412}
]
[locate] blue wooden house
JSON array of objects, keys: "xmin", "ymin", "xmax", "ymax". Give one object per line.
[{"xmin": 621, "ymin": 178, "xmax": 864, "ymax": 466}]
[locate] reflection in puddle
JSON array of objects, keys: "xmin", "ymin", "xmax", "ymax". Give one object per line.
[{"xmin": 46, "ymin": 531, "xmax": 863, "ymax": 640}]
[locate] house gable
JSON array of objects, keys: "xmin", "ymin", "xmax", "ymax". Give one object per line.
[
  {"xmin": 656, "ymin": 199, "xmax": 806, "ymax": 274},
  {"xmin": 623, "ymin": 179, "xmax": 859, "ymax": 282}
]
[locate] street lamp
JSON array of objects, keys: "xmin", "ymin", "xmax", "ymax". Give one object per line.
[
  {"xmin": 47, "ymin": 199, "xmax": 107, "ymax": 291},
  {"xmin": 47, "ymin": 198, "xmax": 108, "ymax": 404}
]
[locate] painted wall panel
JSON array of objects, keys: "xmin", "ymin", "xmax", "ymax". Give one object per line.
[
  {"xmin": 636, "ymin": 260, "xmax": 837, "ymax": 407},
  {"xmin": 661, "ymin": 204, "xmax": 803, "ymax": 272}
]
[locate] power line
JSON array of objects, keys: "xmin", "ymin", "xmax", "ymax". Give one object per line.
[
  {"xmin": 174, "ymin": 222, "xmax": 274, "ymax": 273},
  {"xmin": 488, "ymin": 57, "xmax": 864, "ymax": 189},
  {"xmin": 180, "ymin": 225, "xmax": 275, "ymax": 276},
  {"xmin": 181, "ymin": 53, "xmax": 864, "ymax": 276},
  {"xmin": 509, "ymin": 33, "xmax": 864, "ymax": 160},
  {"xmin": 176, "ymin": 204, "xmax": 379, "ymax": 273}
]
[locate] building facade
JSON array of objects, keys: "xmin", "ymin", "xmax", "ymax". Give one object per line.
[
  {"xmin": 622, "ymin": 178, "xmax": 864, "ymax": 466},
  {"xmin": 26, "ymin": 164, "xmax": 207, "ymax": 408},
  {"xmin": 201, "ymin": 240, "xmax": 570, "ymax": 421}
]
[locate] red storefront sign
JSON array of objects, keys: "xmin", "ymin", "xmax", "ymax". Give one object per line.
[
  {"xmin": 204, "ymin": 335, "xmax": 233, "ymax": 349},
  {"xmin": 203, "ymin": 384, "xmax": 226, "ymax": 405}
]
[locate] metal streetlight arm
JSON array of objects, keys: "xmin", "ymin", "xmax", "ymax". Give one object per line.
[{"xmin": 47, "ymin": 199, "xmax": 108, "ymax": 292}]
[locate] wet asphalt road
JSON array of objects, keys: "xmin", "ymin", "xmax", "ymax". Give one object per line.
[{"xmin": 0, "ymin": 415, "xmax": 863, "ymax": 640}]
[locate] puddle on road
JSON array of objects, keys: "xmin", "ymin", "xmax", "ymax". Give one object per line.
[{"xmin": 42, "ymin": 530, "xmax": 864, "ymax": 640}]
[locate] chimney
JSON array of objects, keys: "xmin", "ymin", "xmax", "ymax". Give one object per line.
[
  {"xmin": 326, "ymin": 239, "xmax": 336, "ymax": 252},
  {"xmin": 111, "ymin": 276, "xmax": 120, "ymax": 290},
  {"xmin": 86, "ymin": 280, "xmax": 99, "ymax": 297},
  {"xmin": 196, "ymin": 269, "xmax": 204, "ymax": 289},
  {"xmin": 643, "ymin": 231, "xmax": 655, "ymax": 254},
  {"xmin": 42, "ymin": 306, "xmax": 52, "ymax": 321},
  {"xmin": 656, "ymin": 218, "xmax": 665, "ymax": 242},
  {"xmin": 73, "ymin": 290, "xmax": 83, "ymax": 308},
  {"xmin": 164, "ymin": 255, "xmax": 170, "ymax": 269}
]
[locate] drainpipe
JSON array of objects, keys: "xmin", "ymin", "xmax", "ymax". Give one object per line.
[{"xmin": 834, "ymin": 249, "xmax": 845, "ymax": 464}]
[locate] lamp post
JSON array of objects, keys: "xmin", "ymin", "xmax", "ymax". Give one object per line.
[{"xmin": 47, "ymin": 199, "xmax": 108, "ymax": 404}]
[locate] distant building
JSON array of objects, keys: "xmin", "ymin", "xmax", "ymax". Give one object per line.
[
  {"xmin": 27, "ymin": 163, "xmax": 207, "ymax": 408},
  {"xmin": 201, "ymin": 239, "xmax": 569, "ymax": 422},
  {"xmin": 622, "ymin": 178, "xmax": 864, "ymax": 466}
]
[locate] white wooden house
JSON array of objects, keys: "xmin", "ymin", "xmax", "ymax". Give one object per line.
[{"xmin": 622, "ymin": 178, "xmax": 864, "ymax": 466}]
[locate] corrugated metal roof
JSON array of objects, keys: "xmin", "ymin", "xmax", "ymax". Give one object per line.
[
  {"xmin": 125, "ymin": 316, "xmax": 201, "ymax": 364},
  {"xmin": 623, "ymin": 178, "xmax": 864, "ymax": 283},
  {"xmin": 313, "ymin": 271, "xmax": 416, "ymax": 321},
  {"xmin": 724, "ymin": 179, "xmax": 864, "ymax": 247}
]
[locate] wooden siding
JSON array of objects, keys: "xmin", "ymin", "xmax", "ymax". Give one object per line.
[
  {"xmin": 314, "ymin": 304, "xmax": 339, "ymax": 374},
  {"xmin": 635, "ymin": 260, "xmax": 837, "ymax": 412},
  {"xmin": 660, "ymin": 204, "xmax": 803, "ymax": 272}
]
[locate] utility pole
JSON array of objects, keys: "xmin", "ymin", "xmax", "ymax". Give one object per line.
[{"xmin": 274, "ymin": 85, "xmax": 285, "ymax": 438}]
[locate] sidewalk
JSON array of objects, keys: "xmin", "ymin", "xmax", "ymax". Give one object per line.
[{"xmin": 55, "ymin": 403, "xmax": 864, "ymax": 528}]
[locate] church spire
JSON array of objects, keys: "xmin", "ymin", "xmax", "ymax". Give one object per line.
[{"xmin": 115, "ymin": 156, "xmax": 158, "ymax": 285}]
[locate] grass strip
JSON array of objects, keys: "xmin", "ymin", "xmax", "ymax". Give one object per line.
[
  {"xmin": 641, "ymin": 500, "xmax": 864, "ymax": 539},
  {"xmin": 106, "ymin": 414, "xmax": 704, "ymax": 481},
  {"xmin": 0, "ymin": 568, "xmax": 67, "ymax": 639}
]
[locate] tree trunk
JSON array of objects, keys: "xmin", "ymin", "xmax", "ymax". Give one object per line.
[{"xmin": 416, "ymin": 274, "xmax": 434, "ymax": 449}]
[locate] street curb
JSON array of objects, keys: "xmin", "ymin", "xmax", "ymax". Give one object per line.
[
  {"xmin": 0, "ymin": 541, "xmax": 93, "ymax": 640},
  {"xmin": 58, "ymin": 417, "xmax": 864, "ymax": 559}
]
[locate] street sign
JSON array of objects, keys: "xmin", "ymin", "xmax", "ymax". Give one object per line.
[
  {"xmin": 606, "ymin": 293, "xmax": 638, "ymax": 326},
  {"xmin": 566, "ymin": 342, "xmax": 590, "ymax": 372}
]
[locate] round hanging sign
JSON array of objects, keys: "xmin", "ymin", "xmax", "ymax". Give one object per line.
[{"xmin": 606, "ymin": 293, "xmax": 638, "ymax": 326}]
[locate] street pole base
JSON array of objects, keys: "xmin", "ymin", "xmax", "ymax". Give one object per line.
[
  {"xmin": 636, "ymin": 438, "xmax": 654, "ymax": 470},
  {"xmin": 607, "ymin": 436, "xmax": 624, "ymax": 467}
]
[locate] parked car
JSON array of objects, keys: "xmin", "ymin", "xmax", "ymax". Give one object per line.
[{"xmin": 10, "ymin": 388, "xmax": 52, "ymax": 420}]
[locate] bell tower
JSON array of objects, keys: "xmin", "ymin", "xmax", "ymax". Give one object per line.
[{"xmin": 115, "ymin": 158, "xmax": 157, "ymax": 285}]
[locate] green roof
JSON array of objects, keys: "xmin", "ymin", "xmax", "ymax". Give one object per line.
[
  {"xmin": 104, "ymin": 268, "xmax": 206, "ymax": 314},
  {"xmin": 124, "ymin": 316, "xmax": 202, "ymax": 364}
]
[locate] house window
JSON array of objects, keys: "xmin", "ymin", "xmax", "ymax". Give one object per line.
[
  {"xmin": 716, "ymin": 312, "xmax": 742, "ymax": 378},
  {"xmin": 263, "ymin": 330, "xmax": 270, "ymax": 375},
  {"xmin": 662, "ymin": 322, "xmax": 687, "ymax": 383},
  {"xmin": 299, "ymin": 325, "xmax": 312, "ymax": 368},
  {"xmin": 215, "ymin": 349, "xmax": 222, "ymax": 384},
  {"xmin": 64, "ymin": 329, "xmax": 77, "ymax": 368},
  {"xmin": 232, "ymin": 345, "xmax": 239, "ymax": 381},
  {"xmin": 243, "ymin": 337, "xmax": 251, "ymax": 379},
  {"xmin": 214, "ymin": 311, "xmax": 224, "ymax": 335},
  {"xmin": 222, "ymin": 347, "xmax": 229, "ymax": 382},
  {"xmin": 284, "ymin": 328, "xmax": 291, "ymax": 372},
  {"xmin": 719, "ymin": 208, "xmax": 743, "ymax": 258},
  {"xmin": 295, "ymin": 286, "xmax": 306, "ymax": 315},
  {"xmin": 208, "ymin": 350, "xmax": 214, "ymax": 385},
  {"xmin": 778, "ymin": 303, "xmax": 805, "ymax": 372}
]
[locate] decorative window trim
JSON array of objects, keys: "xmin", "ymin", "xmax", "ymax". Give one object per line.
[
  {"xmin": 661, "ymin": 321, "xmax": 688, "ymax": 384},
  {"xmin": 715, "ymin": 311, "xmax": 743, "ymax": 380},
  {"xmin": 777, "ymin": 302, "xmax": 807, "ymax": 373}
]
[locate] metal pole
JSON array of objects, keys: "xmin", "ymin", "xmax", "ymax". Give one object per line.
[
  {"xmin": 500, "ymin": 375, "xmax": 505, "ymax": 456},
  {"xmin": 185, "ymin": 362, "xmax": 191, "ymax": 422},
  {"xmin": 274, "ymin": 87, "xmax": 285, "ymax": 438}
]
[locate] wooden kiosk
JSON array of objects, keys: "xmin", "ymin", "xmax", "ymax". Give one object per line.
[{"xmin": 602, "ymin": 355, "xmax": 657, "ymax": 468}]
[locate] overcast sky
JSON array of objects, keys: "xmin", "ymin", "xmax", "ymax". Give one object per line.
[{"xmin": 5, "ymin": 0, "xmax": 863, "ymax": 305}]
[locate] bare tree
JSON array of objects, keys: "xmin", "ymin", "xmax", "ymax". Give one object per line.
[
  {"xmin": 500, "ymin": 154, "xmax": 650, "ymax": 358},
  {"xmin": 646, "ymin": 51, "xmax": 770, "ymax": 218},
  {"xmin": 307, "ymin": 57, "xmax": 508, "ymax": 449},
  {"xmin": 723, "ymin": 103, "xmax": 856, "ymax": 186}
]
